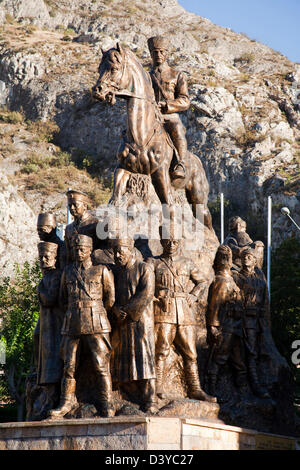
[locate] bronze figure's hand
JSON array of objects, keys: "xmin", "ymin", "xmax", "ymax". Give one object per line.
[{"xmin": 112, "ymin": 305, "xmax": 127, "ymax": 321}]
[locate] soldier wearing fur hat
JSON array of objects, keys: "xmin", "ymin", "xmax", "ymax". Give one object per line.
[
  {"xmin": 48, "ymin": 234, "xmax": 115, "ymax": 418},
  {"xmin": 147, "ymin": 35, "xmax": 190, "ymax": 180}
]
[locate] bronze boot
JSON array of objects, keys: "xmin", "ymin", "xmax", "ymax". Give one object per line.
[
  {"xmin": 48, "ymin": 378, "xmax": 76, "ymax": 418},
  {"xmin": 185, "ymin": 360, "xmax": 217, "ymax": 403},
  {"xmin": 142, "ymin": 379, "xmax": 159, "ymax": 414},
  {"xmin": 98, "ymin": 375, "xmax": 115, "ymax": 418}
]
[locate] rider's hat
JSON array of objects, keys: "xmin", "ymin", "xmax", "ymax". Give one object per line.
[{"xmin": 147, "ymin": 36, "xmax": 169, "ymax": 52}]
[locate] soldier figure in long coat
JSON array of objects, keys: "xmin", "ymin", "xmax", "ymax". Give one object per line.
[
  {"xmin": 151, "ymin": 227, "xmax": 216, "ymax": 402},
  {"xmin": 206, "ymin": 245, "xmax": 247, "ymax": 398},
  {"xmin": 36, "ymin": 241, "xmax": 63, "ymax": 415},
  {"xmin": 232, "ymin": 248, "xmax": 271, "ymax": 399},
  {"xmin": 111, "ymin": 237, "xmax": 158, "ymax": 413},
  {"xmin": 34, "ymin": 213, "xmax": 66, "ymax": 369},
  {"xmin": 49, "ymin": 234, "xmax": 115, "ymax": 418},
  {"xmin": 148, "ymin": 35, "xmax": 190, "ymax": 180}
]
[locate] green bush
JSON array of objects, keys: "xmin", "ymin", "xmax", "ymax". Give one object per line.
[{"xmin": 0, "ymin": 261, "xmax": 41, "ymax": 421}]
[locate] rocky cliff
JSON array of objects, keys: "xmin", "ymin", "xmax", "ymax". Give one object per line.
[{"xmin": 0, "ymin": 0, "xmax": 299, "ymax": 276}]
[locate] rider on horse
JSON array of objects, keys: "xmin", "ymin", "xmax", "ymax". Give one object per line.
[{"xmin": 148, "ymin": 36, "xmax": 190, "ymax": 181}]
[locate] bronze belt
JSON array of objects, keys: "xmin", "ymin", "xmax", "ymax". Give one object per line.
[{"xmin": 69, "ymin": 300, "xmax": 100, "ymax": 308}]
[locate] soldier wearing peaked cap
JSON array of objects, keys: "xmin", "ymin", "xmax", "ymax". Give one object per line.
[
  {"xmin": 147, "ymin": 35, "xmax": 190, "ymax": 180},
  {"xmin": 150, "ymin": 226, "xmax": 216, "ymax": 403},
  {"xmin": 64, "ymin": 190, "xmax": 103, "ymax": 264},
  {"xmin": 48, "ymin": 234, "xmax": 116, "ymax": 419}
]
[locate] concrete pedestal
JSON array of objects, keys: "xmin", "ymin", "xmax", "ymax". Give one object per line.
[{"xmin": 0, "ymin": 416, "xmax": 298, "ymax": 450}]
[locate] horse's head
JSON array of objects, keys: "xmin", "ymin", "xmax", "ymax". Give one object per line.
[{"xmin": 92, "ymin": 43, "xmax": 127, "ymax": 105}]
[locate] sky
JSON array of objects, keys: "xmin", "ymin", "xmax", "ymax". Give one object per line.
[{"xmin": 178, "ymin": 0, "xmax": 300, "ymax": 64}]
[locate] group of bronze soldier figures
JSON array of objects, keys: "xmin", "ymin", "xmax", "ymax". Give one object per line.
[{"xmin": 34, "ymin": 190, "xmax": 271, "ymax": 420}]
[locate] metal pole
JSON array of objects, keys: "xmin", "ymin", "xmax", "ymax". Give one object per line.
[
  {"xmin": 67, "ymin": 187, "xmax": 72, "ymax": 225},
  {"xmin": 267, "ymin": 196, "xmax": 272, "ymax": 300},
  {"xmin": 220, "ymin": 193, "xmax": 224, "ymax": 244}
]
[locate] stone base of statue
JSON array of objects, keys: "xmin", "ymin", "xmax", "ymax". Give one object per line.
[{"xmin": 0, "ymin": 416, "xmax": 298, "ymax": 450}]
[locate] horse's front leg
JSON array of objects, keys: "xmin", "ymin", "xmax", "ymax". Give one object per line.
[{"xmin": 109, "ymin": 165, "xmax": 131, "ymax": 204}]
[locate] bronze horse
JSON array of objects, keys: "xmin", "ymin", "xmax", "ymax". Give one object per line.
[{"xmin": 92, "ymin": 43, "xmax": 212, "ymax": 229}]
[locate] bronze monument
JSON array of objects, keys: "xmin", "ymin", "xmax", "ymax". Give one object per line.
[
  {"xmin": 206, "ymin": 245, "xmax": 247, "ymax": 399},
  {"xmin": 32, "ymin": 241, "xmax": 63, "ymax": 419},
  {"xmin": 148, "ymin": 35, "xmax": 189, "ymax": 180},
  {"xmin": 49, "ymin": 234, "xmax": 115, "ymax": 418},
  {"xmin": 92, "ymin": 41, "xmax": 212, "ymax": 229},
  {"xmin": 232, "ymin": 248, "xmax": 271, "ymax": 399},
  {"xmin": 111, "ymin": 237, "xmax": 158, "ymax": 414},
  {"xmin": 152, "ymin": 227, "xmax": 216, "ymax": 402},
  {"xmin": 21, "ymin": 38, "xmax": 296, "ymax": 436}
]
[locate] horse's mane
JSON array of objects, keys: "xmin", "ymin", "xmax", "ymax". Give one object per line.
[{"xmin": 123, "ymin": 48, "xmax": 153, "ymax": 89}]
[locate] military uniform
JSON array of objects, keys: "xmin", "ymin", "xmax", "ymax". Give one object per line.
[
  {"xmin": 232, "ymin": 255, "xmax": 271, "ymax": 398},
  {"xmin": 152, "ymin": 252, "xmax": 214, "ymax": 401},
  {"xmin": 207, "ymin": 272, "xmax": 247, "ymax": 393},
  {"xmin": 37, "ymin": 267, "xmax": 63, "ymax": 386},
  {"xmin": 65, "ymin": 211, "xmax": 101, "ymax": 264},
  {"xmin": 49, "ymin": 234, "xmax": 115, "ymax": 418},
  {"xmin": 148, "ymin": 36, "xmax": 190, "ymax": 175},
  {"xmin": 233, "ymin": 268, "xmax": 269, "ymax": 368}
]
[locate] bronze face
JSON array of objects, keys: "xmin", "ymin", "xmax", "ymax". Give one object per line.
[
  {"xmin": 39, "ymin": 250, "xmax": 57, "ymax": 270},
  {"xmin": 74, "ymin": 245, "xmax": 92, "ymax": 263},
  {"xmin": 161, "ymin": 238, "xmax": 180, "ymax": 256},
  {"xmin": 150, "ymin": 48, "xmax": 167, "ymax": 67},
  {"xmin": 241, "ymin": 251, "xmax": 256, "ymax": 270},
  {"xmin": 68, "ymin": 199, "xmax": 87, "ymax": 219},
  {"xmin": 37, "ymin": 224, "xmax": 54, "ymax": 241},
  {"xmin": 113, "ymin": 245, "xmax": 132, "ymax": 267}
]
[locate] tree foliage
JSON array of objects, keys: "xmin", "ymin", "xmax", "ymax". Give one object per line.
[
  {"xmin": 270, "ymin": 236, "xmax": 300, "ymax": 375},
  {"xmin": 0, "ymin": 261, "xmax": 41, "ymax": 421}
]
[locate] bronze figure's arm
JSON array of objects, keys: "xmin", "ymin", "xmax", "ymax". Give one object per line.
[
  {"xmin": 189, "ymin": 262, "xmax": 206, "ymax": 301},
  {"xmin": 38, "ymin": 274, "xmax": 61, "ymax": 308},
  {"xmin": 102, "ymin": 266, "xmax": 115, "ymax": 312},
  {"xmin": 59, "ymin": 269, "xmax": 68, "ymax": 312},
  {"xmin": 123, "ymin": 264, "xmax": 155, "ymax": 322},
  {"xmin": 165, "ymin": 72, "xmax": 190, "ymax": 114}
]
